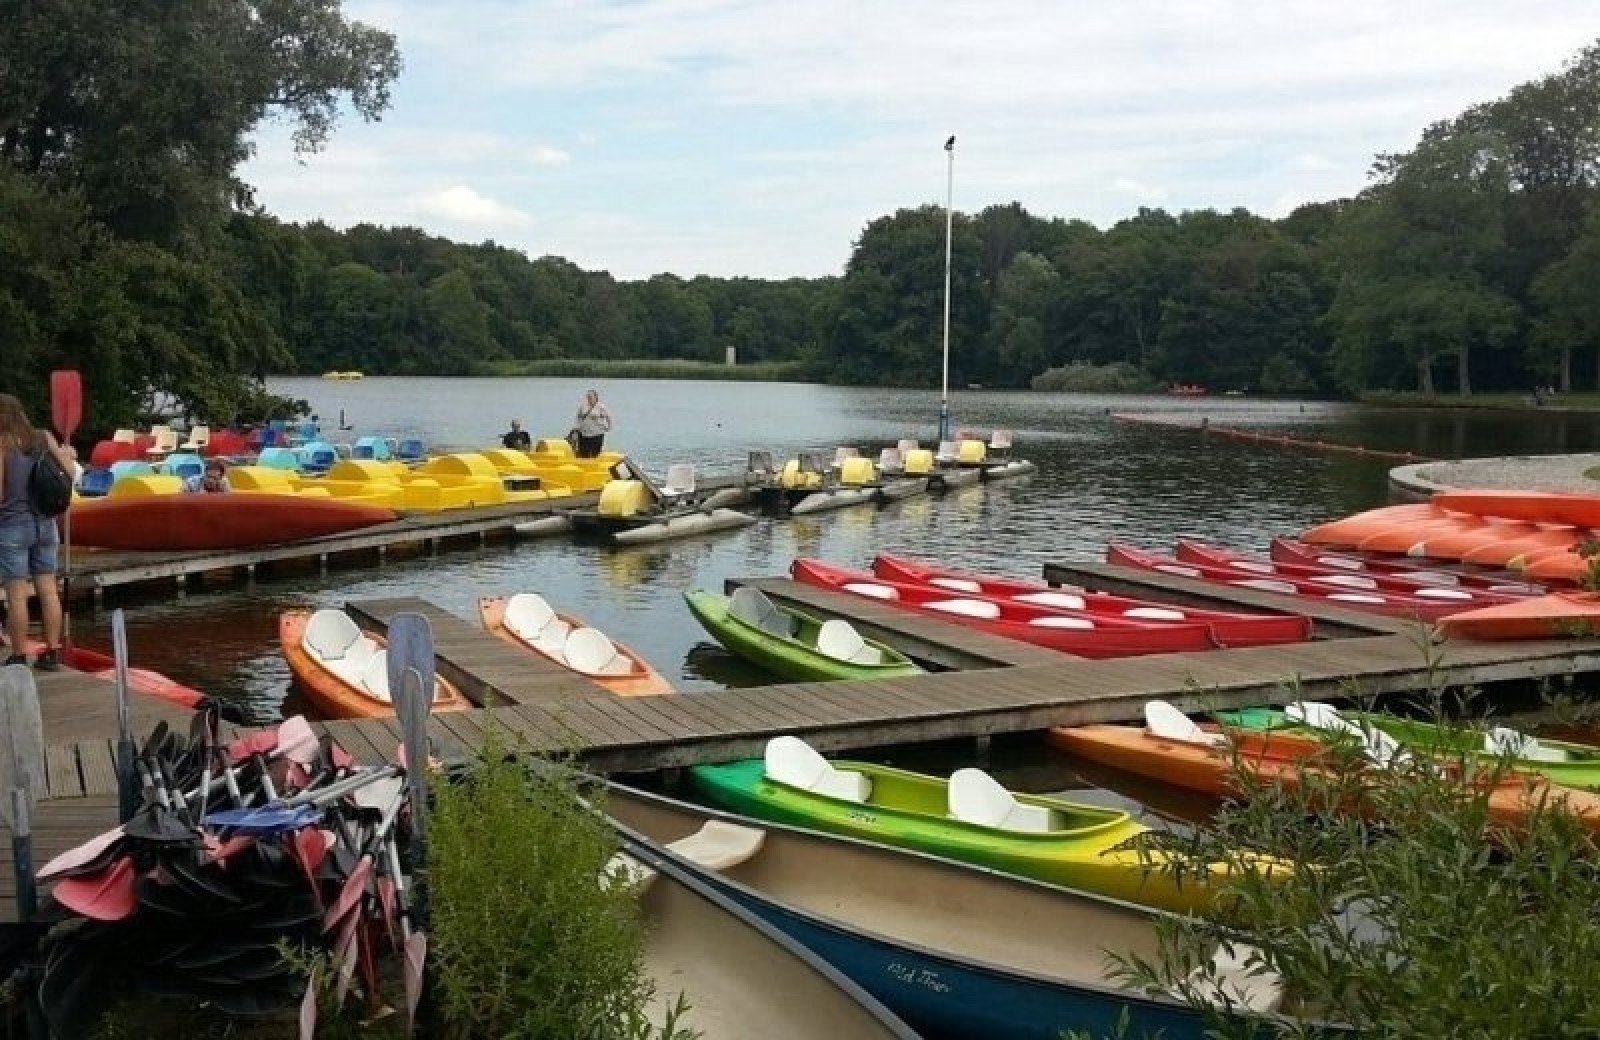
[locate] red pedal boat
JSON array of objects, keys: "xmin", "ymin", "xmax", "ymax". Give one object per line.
[
  {"xmin": 1106, "ymin": 543, "xmax": 1497, "ymax": 621},
  {"xmin": 790, "ymin": 559, "xmax": 1219, "ymax": 657},
  {"xmin": 870, "ymin": 553, "xmax": 1311, "ymax": 647},
  {"xmin": 1174, "ymin": 541, "xmax": 1531, "ymax": 604}
]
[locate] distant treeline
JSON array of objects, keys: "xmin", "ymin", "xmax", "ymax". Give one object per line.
[{"xmin": 5, "ymin": 4, "xmax": 1600, "ymax": 435}]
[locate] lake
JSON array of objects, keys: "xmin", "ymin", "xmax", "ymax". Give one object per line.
[{"xmin": 87, "ymin": 378, "xmax": 1600, "ymax": 768}]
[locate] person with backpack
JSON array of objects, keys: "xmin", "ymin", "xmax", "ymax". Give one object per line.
[{"xmin": 0, "ymin": 393, "xmax": 74, "ymax": 670}]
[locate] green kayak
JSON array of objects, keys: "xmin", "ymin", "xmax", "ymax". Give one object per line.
[
  {"xmin": 689, "ymin": 750, "xmax": 1253, "ymax": 914},
  {"xmin": 1218, "ymin": 706, "xmax": 1600, "ymax": 791},
  {"xmin": 685, "ymin": 588, "xmax": 923, "ymax": 683}
]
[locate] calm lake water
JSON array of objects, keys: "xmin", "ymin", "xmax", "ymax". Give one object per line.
[{"xmin": 78, "ymin": 378, "xmax": 1600, "ymax": 810}]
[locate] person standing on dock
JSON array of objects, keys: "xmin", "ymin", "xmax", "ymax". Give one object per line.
[
  {"xmin": 0, "ymin": 394, "xmax": 73, "ymax": 671},
  {"xmin": 572, "ymin": 389, "xmax": 612, "ymax": 458},
  {"xmin": 501, "ymin": 418, "xmax": 532, "ymax": 450}
]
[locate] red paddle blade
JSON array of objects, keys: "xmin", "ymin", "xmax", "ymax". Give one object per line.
[
  {"xmin": 298, "ymin": 966, "xmax": 319, "ymax": 1040},
  {"xmin": 323, "ymin": 857, "xmax": 372, "ymax": 933},
  {"xmin": 403, "ymin": 932, "xmax": 427, "ymax": 1036},
  {"xmin": 38, "ymin": 825, "xmax": 124, "ymax": 882},
  {"xmin": 52, "ymin": 857, "xmax": 137, "ymax": 921},
  {"xmin": 50, "ymin": 370, "xmax": 83, "ymax": 440},
  {"xmin": 227, "ymin": 728, "xmax": 278, "ymax": 762},
  {"xmin": 332, "ymin": 914, "xmax": 360, "ymax": 1009}
]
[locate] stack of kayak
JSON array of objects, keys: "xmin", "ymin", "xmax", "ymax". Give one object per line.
[
  {"xmin": 480, "ymin": 592, "xmax": 673, "ymax": 695},
  {"xmin": 791, "ymin": 555, "xmax": 1313, "ymax": 657},
  {"xmin": 685, "ymin": 586, "xmax": 924, "ymax": 682},
  {"xmin": 1051, "ymin": 700, "xmax": 1600, "ymax": 837}
]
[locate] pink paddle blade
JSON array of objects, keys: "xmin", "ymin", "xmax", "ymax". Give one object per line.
[
  {"xmin": 278, "ymin": 716, "xmax": 321, "ymax": 764},
  {"xmin": 298, "ymin": 966, "xmax": 319, "ymax": 1040},
  {"xmin": 38, "ymin": 826, "xmax": 124, "ymax": 882},
  {"xmin": 323, "ymin": 857, "xmax": 373, "ymax": 933},
  {"xmin": 403, "ymin": 932, "xmax": 427, "ymax": 1036},
  {"xmin": 52, "ymin": 857, "xmax": 137, "ymax": 921},
  {"xmin": 226, "ymin": 728, "xmax": 278, "ymax": 762},
  {"xmin": 333, "ymin": 913, "xmax": 360, "ymax": 1009}
]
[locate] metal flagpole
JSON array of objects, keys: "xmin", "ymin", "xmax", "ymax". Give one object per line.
[{"xmin": 939, "ymin": 134, "xmax": 955, "ymax": 442}]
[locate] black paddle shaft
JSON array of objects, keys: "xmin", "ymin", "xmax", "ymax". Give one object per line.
[{"xmin": 11, "ymin": 791, "xmax": 34, "ymax": 921}]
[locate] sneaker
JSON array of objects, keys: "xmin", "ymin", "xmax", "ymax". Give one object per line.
[
  {"xmin": 2, "ymin": 654, "xmax": 24, "ymax": 667},
  {"xmin": 33, "ymin": 649, "xmax": 60, "ymax": 672}
]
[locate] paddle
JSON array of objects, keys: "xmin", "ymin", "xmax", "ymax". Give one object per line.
[
  {"xmin": 50, "ymin": 370, "xmax": 82, "ymax": 644},
  {"xmin": 52, "ymin": 856, "xmax": 137, "ymax": 921},
  {"xmin": 111, "ymin": 611, "xmax": 138, "ymax": 822},
  {"xmin": 386, "ymin": 612, "xmax": 434, "ymax": 1037},
  {"xmin": 0, "ymin": 665, "xmax": 45, "ymax": 921}
]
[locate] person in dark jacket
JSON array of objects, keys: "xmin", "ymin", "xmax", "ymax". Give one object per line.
[
  {"xmin": 0, "ymin": 394, "xmax": 73, "ymax": 670},
  {"xmin": 501, "ymin": 419, "xmax": 532, "ymax": 450}
]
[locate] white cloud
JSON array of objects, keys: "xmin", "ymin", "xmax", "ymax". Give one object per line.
[
  {"xmin": 527, "ymin": 145, "xmax": 572, "ymax": 166},
  {"xmin": 411, "ymin": 184, "xmax": 532, "ymax": 228}
]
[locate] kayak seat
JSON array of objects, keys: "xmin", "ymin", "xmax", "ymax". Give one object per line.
[
  {"xmin": 1028, "ymin": 616, "xmax": 1094, "ymax": 630},
  {"xmin": 667, "ymin": 820, "xmax": 765, "ymax": 872},
  {"xmin": 935, "ymin": 440, "xmax": 958, "ymax": 463},
  {"xmin": 1183, "ymin": 943, "xmax": 1285, "ymax": 1014},
  {"xmin": 1014, "ymin": 590, "xmax": 1087, "ymax": 610},
  {"xmin": 764, "ymin": 736, "xmax": 871, "ymax": 803},
  {"xmin": 1286, "ymin": 701, "xmax": 1408, "ymax": 769},
  {"xmin": 1124, "ymin": 607, "xmax": 1188, "ymax": 621},
  {"xmin": 1144, "ymin": 701, "xmax": 1225, "ymax": 746},
  {"xmin": 1312, "ymin": 574, "xmax": 1379, "ymax": 590},
  {"xmin": 1236, "ymin": 578, "xmax": 1300, "ymax": 595},
  {"xmin": 816, "ymin": 620, "xmax": 883, "ymax": 666},
  {"xmin": 1412, "ymin": 587, "xmax": 1473, "ymax": 601},
  {"xmin": 929, "ymin": 577, "xmax": 982, "ymax": 593},
  {"xmin": 359, "ymin": 652, "xmax": 395, "ymax": 703},
  {"xmin": 902, "ymin": 449, "xmax": 934, "ymax": 476},
  {"xmin": 947, "ymin": 768, "xmax": 1055, "ymax": 833},
  {"xmin": 304, "ymin": 610, "xmax": 363, "ymax": 662},
  {"xmin": 1325, "ymin": 592, "xmax": 1386, "ymax": 605},
  {"xmin": 844, "ymin": 582, "xmax": 898, "ymax": 601},
  {"xmin": 926, "ymin": 598, "xmax": 1000, "ymax": 619},
  {"xmin": 504, "ymin": 594, "xmax": 571, "ymax": 658},
  {"xmin": 876, "ymin": 448, "xmax": 902, "ymax": 472},
  {"xmin": 565, "ymin": 627, "xmax": 632, "ymax": 676},
  {"xmin": 1485, "ymin": 726, "xmax": 1570, "ymax": 763},
  {"xmin": 729, "ymin": 587, "xmax": 797, "ymax": 638},
  {"xmin": 661, "ymin": 463, "xmax": 696, "ymax": 498}
]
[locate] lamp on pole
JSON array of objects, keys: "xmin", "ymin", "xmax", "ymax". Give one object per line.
[{"xmin": 939, "ymin": 134, "xmax": 955, "ymax": 442}]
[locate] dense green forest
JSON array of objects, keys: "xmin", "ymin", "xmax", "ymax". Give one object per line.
[{"xmin": 4, "ymin": 5, "xmax": 1600, "ymax": 433}]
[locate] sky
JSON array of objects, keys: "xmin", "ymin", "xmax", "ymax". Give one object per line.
[{"xmin": 241, "ymin": 1, "xmax": 1598, "ymax": 280}]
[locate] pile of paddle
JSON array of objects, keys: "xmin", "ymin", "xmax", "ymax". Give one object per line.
[{"xmin": 26, "ymin": 613, "xmax": 439, "ymax": 1039}]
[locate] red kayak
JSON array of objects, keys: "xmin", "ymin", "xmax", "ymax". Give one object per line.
[
  {"xmin": 790, "ymin": 559, "xmax": 1219, "ymax": 657},
  {"xmin": 1270, "ymin": 538, "xmax": 1546, "ymax": 595},
  {"xmin": 870, "ymin": 553, "xmax": 1312, "ymax": 647},
  {"xmin": 71, "ymin": 494, "xmax": 397, "ymax": 550},
  {"xmin": 1174, "ymin": 541, "xmax": 1531, "ymax": 603},
  {"xmin": 1106, "ymin": 543, "xmax": 1495, "ymax": 621},
  {"xmin": 20, "ymin": 639, "xmax": 206, "ymax": 712}
]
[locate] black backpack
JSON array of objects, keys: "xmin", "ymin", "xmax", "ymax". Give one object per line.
[{"xmin": 27, "ymin": 437, "xmax": 73, "ymax": 517}]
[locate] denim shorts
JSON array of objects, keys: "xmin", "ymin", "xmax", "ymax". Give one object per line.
[{"xmin": 0, "ymin": 516, "xmax": 59, "ymax": 582}]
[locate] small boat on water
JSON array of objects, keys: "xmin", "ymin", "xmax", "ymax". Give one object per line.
[
  {"xmin": 689, "ymin": 736, "xmax": 1254, "ymax": 913},
  {"xmin": 479, "ymin": 593, "xmax": 672, "ymax": 696},
  {"xmin": 562, "ymin": 460, "xmax": 756, "ymax": 544},
  {"xmin": 279, "ymin": 608, "xmax": 469, "ymax": 718},
  {"xmin": 685, "ymin": 587, "xmax": 924, "ymax": 683},
  {"xmin": 607, "ymin": 782, "xmax": 1320, "ymax": 1040},
  {"xmin": 792, "ymin": 558, "xmax": 1219, "ymax": 657},
  {"xmin": 1437, "ymin": 591, "xmax": 1600, "ymax": 642},
  {"xmin": 1106, "ymin": 543, "xmax": 1492, "ymax": 621},
  {"xmin": 1050, "ymin": 701, "xmax": 1600, "ymax": 838},
  {"xmin": 1218, "ymin": 705, "xmax": 1600, "ymax": 792},
  {"xmin": 615, "ymin": 829, "xmax": 920, "ymax": 1040},
  {"xmin": 872, "ymin": 553, "xmax": 1312, "ymax": 647},
  {"xmin": 1172, "ymin": 541, "xmax": 1531, "ymax": 604},
  {"xmin": 21, "ymin": 640, "xmax": 220, "ymax": 716},
  {"xmin": 1269, "ymin": 538, "xmax": 1546, "ymax": 595}
]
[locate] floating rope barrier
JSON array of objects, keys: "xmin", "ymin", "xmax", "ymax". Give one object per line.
[{"xmin": 1111, "ymin": 412, "xmax": 1438, "ymax": 464}]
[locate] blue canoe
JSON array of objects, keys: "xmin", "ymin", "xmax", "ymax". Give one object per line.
[{"xmin": 604, "ymin": 783, "xmax": 1333, "ymax": 1040}]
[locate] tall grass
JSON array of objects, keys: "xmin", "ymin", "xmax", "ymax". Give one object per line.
[{"xmin": 471, "ymin": 358, "xmax": 811, "ymax": 382}]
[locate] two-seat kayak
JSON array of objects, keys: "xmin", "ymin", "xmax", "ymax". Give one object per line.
[
  {"xmin": 1172, "ymin": 541, "xmax": 1531, "ymax": 605},
  {"xmin": 869, "ymin": 553, "xmax": 1312, "ymax": 647}
]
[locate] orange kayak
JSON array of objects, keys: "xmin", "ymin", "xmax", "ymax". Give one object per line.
[
  {"xmin": 1526, "ymin": 550, "xmax": 1590, "ymax": 584},
  {"xmin": 478, "ymin": 595, "xmax": 672, "ymax": 696},
  {"xmin": 1048, "ymin": 722, "xmax": 1600, "ymax": 837},
  {"xmin": 1397, "ymin": 519, "xmax": 1532, "ymax": 560},
  {"xmin": 280, "ymin": 610, "xmax": 469, "ymax": 719},
  {"xmin": 1437, "ymin": 592, "xmax": 1600, "ymax": 641},
  {"xmin": 1461, "ymin": 529, "xmax": 1583, "ymax": 568},
  {"xmin": 1300, "ymin": 503, "xmax": 1441, "ymax": 547},
  {"xmin": 1355, "ymin": 514, "xmax": 1487, "ymax": 554},
  {"xmin": 1432, "ymin": 490, "xmax": 1600, "ymax": 528}
]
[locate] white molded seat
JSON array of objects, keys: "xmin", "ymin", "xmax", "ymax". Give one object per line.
[
  {"xmin": 669, "ymin": 820, "xmax": 766, "ymax": 871},
  {"xmin": 896, "ymin": 439, "xmax": 920, "ymax": 454},
  {"xmin": 1016, "ymin": 590, "xmax": 1087, "ymax": 611},
  {"xmin": 876, "ymin": 448, "xmax": 902, "ymax": 472},
  {"xmin": 988, "ymin": 429, "xmax": 1014, "ymax": 451},
  {"xmin": 764, "ymin": 736, "xmax": 872, "ymax": 803},
  {"xmin": 1236, "ymin": 578, "xmax": 1298, "ymax": 594},
  {"xmin": 1412, "ymin": 587, "xmax": 1472, "ymax": 601},
  {"xmin": 1312, "ymin": 573, "xmax": 1378, "ymax": 590},
  {"xmin": 816, "ymin": 620, "xmax": 883, "ymax": 665},
  {"xmin": 180, "ymin": 424, "xmax": 211, "ymax": 451},
  {"xmin": 1124, "ymin": 606, "xmax": 1187, "ymax": 621},
  {"xmin": 1286, "ymin": 701, "xmax": 1407, "ymax": 768},
  {"xmin": 662, "ymin": 463, "xmax": 696, "ymax": 497},
  {"xmin": 564, "ymin": 627, "xmax": 631, "ymax": 675},
  {"xmin": 112, "ymin": 428, "xmax": 137, "ymax": 444},
  {"xmin": 947, "ymin": 767, "xmax": 1054, "ymax": 833},
  {"xmin": 1184, "ymin": 943, "xmax": 1285, "ymax": 1013},
  {"xmin": 1485, "ymin": 726, "xmax": 1569, "ymax": 763},
  {"xmin": 1325, "ymin": 592, "xmax": 1387, "ymax": 605},
  {"xmin": 935, "ymin": 440, "xmax": 958, "ymax": 462},
  {"xmin": 729, "ymin": 586, "xmax": 796, "ymax": 638},
  {"xmin": 1028, "ymin": 615, "xmax": 1094, "ymax": 629},
  {"xmin": 831, "ymin": 446, "xmax": 860, "ymax": 466},
  {"xmin": 304, "ymin": 609, "xmax": 363, "ymax": 661},
  {"xmin": 359, "ymin": 652, "xmax": 395, "ymax": 702},
  {"xmin": 926, "ymin": 598, "xmax": 1000, "ymax": 619},
  {"xmin": 504, "ymin": 593, "xmax": 572, "ymax": 657},
  {"xmin": 844, "ymin": 582, "xmax": 898, "ymax": 601},
  {"xmin": 1145, "ymin": 700, "xmax": 1224, "ymax": 746},
  {"xmin": 929, "ymin": 576, "xmax": 982, "ymax": 593}
]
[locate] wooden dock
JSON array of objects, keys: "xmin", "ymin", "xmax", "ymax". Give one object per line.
[{"xmin": 11, "ymin": 564, "xmax": 1600, "ymax": 923}]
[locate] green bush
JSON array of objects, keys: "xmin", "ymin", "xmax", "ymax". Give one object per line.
[
  {"xmin": 1030, "ymin": 361, "xmax": 1156, "ymax": 393},
  {"xmin": 429, "ymin": 731, "xmax": 690, "ymax": 1039}
]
